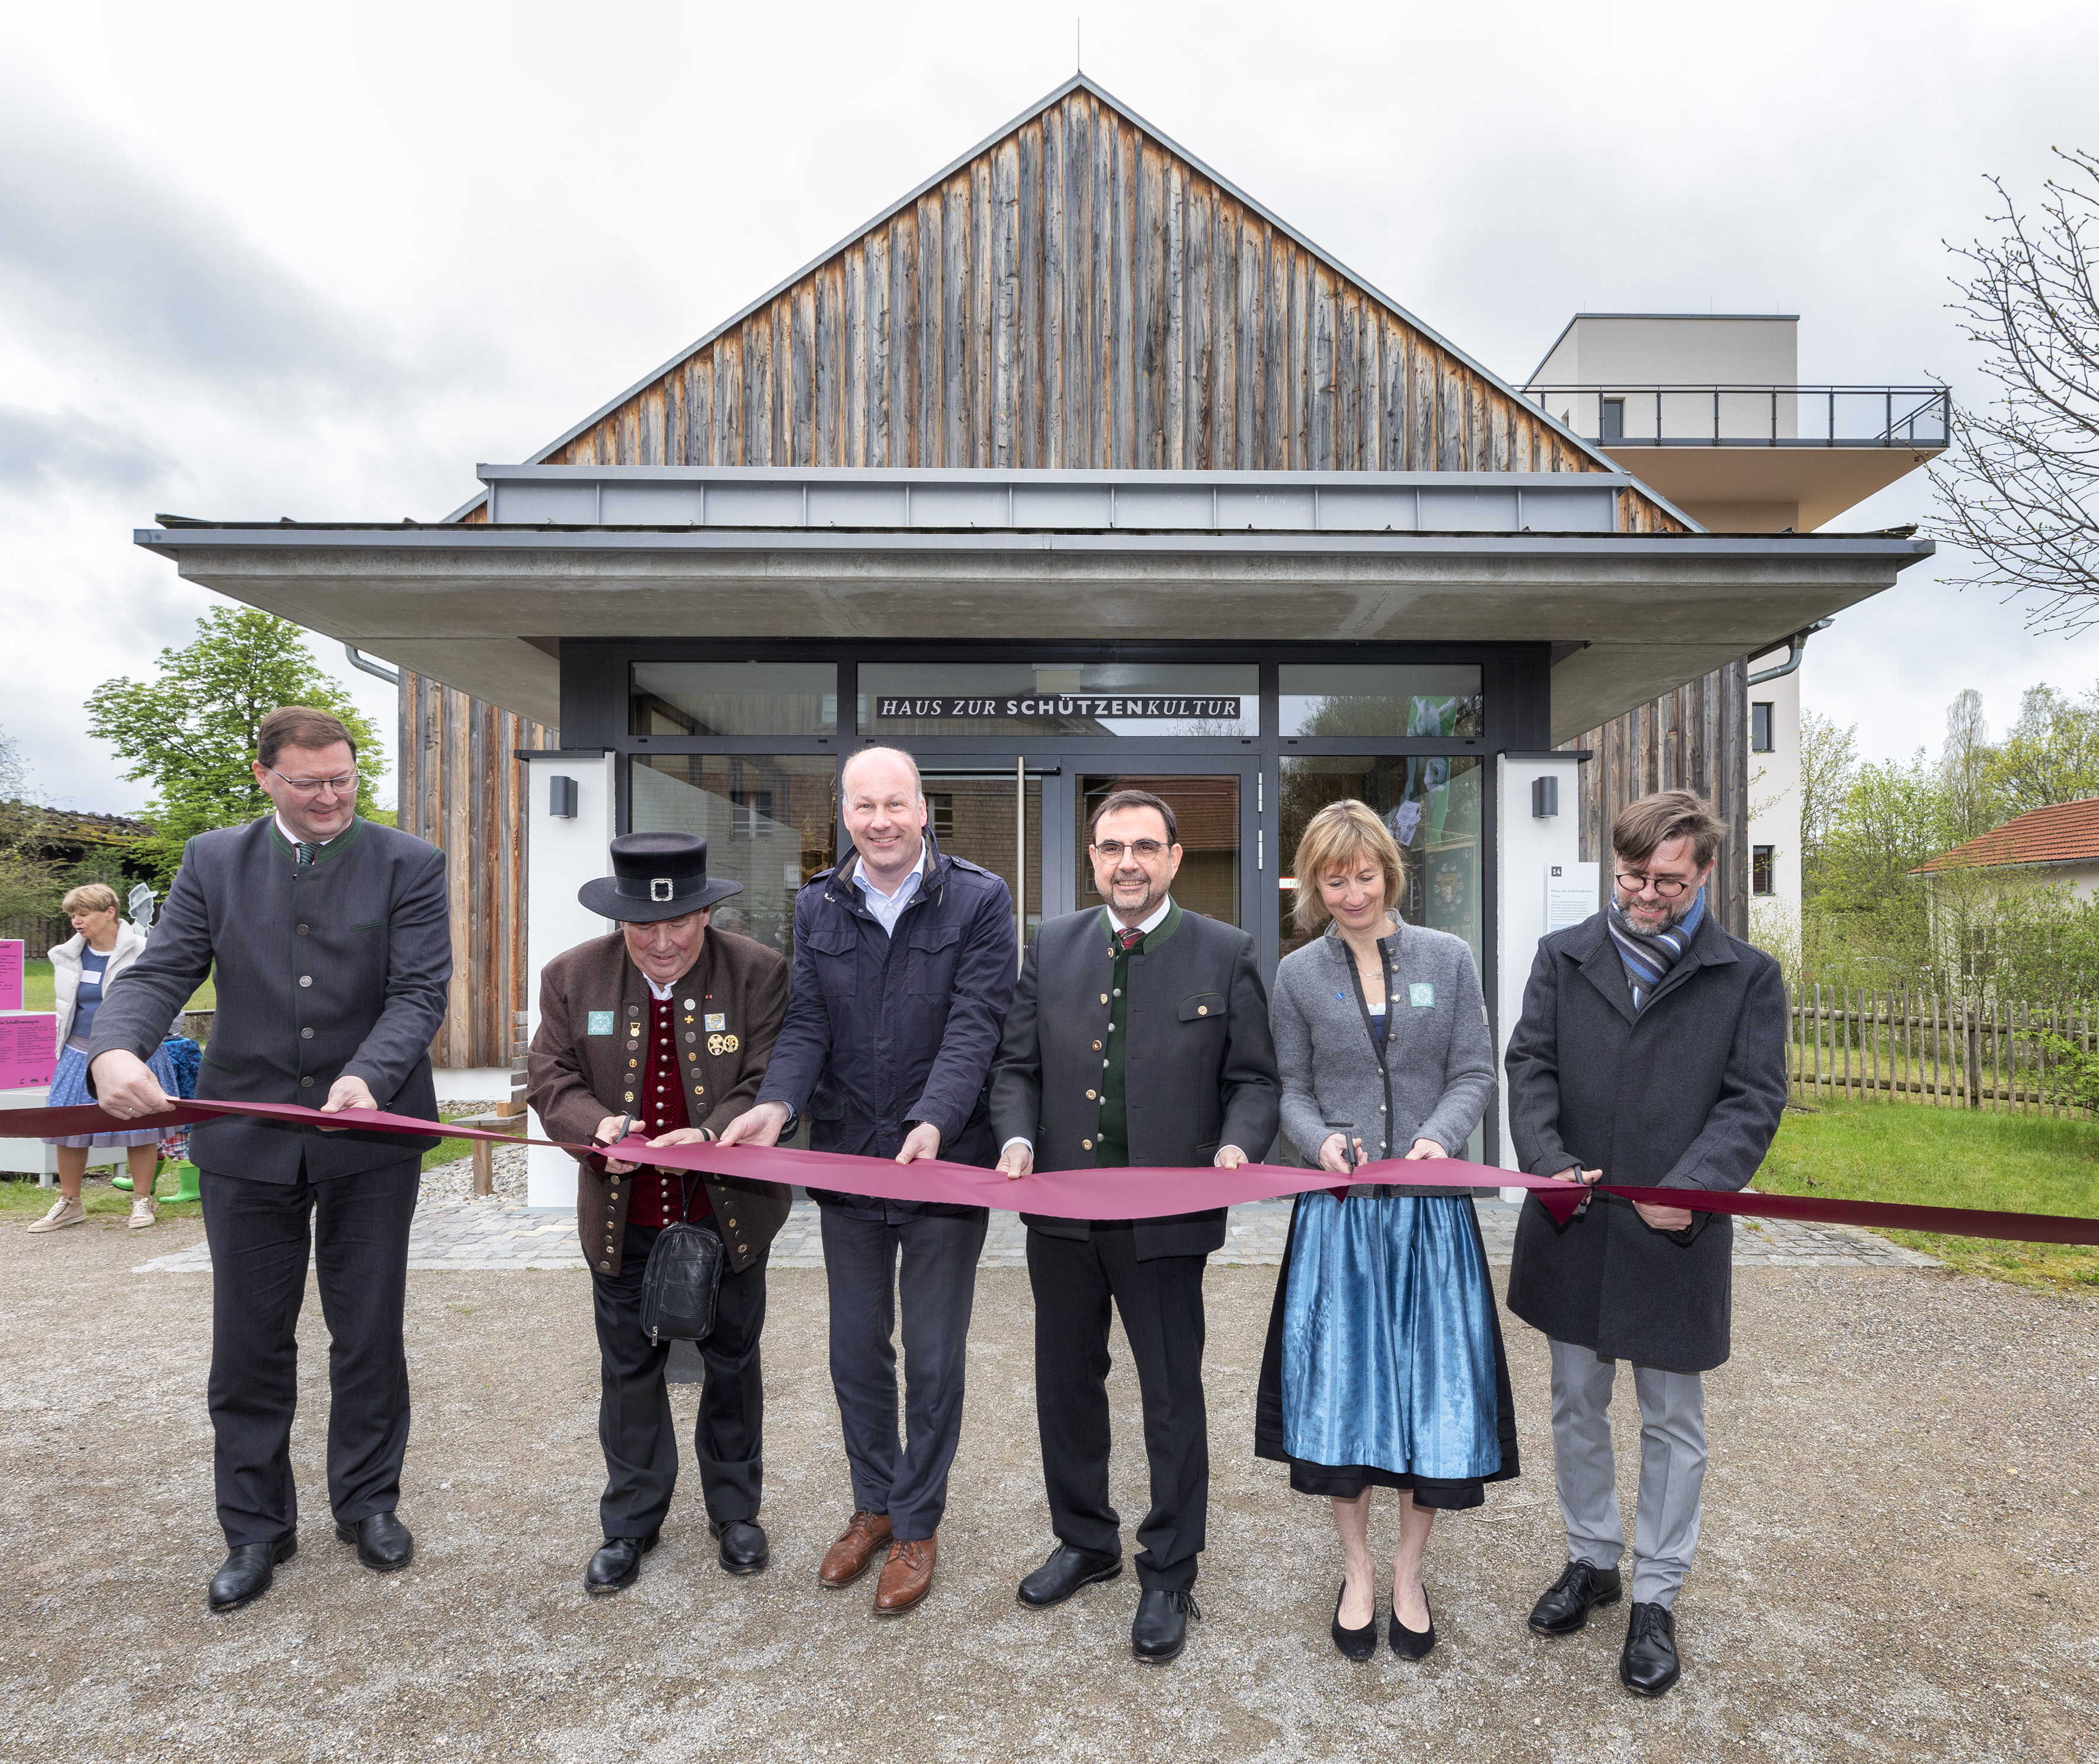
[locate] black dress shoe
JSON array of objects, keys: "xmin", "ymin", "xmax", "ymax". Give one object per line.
[
  {"xmin": 1389, "ymin": 1588, "xmax": 1436, "ymax": 1660},
  {"xmin": 1528, "ymin": 1559, "xmax": 1623, "ymax": 1635},
  {"xmin": 1016, "ymin": 1542, "xmax": 1123, "ymax": 1608},
  {"xmin": 334, "ymin": 1510, "xmax": 414, "ymax": 1573},
  {"xmin": 1619, "ymin": 1601, "xmax": 1681, "ymax": 1696},
  {"xmin": 1331, "ymin": 1579, "xmax": 1377, "ymax": 1661},
  {"xmin": 709, "ymin": 1518, "xmax": 770, "ymax": 1576},
  {"xmin": 1131, "ymin": 1589, "xmax": 1201, "ymax": 1665},
  {"xmin": 206, "ymin": 1534, "xmax": 296, "ymax": 1613},
  {"xmin": 585, "ymin": 1531, "xmax": 660, "ymax": 1596}
]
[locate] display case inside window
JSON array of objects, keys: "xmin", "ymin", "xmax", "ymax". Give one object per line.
[{"xmin": 1278, "ymin": 665, "xmax": 1483, "ymax": 740}]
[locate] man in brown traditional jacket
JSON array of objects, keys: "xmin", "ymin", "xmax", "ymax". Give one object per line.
[{"xmin": 528, "ymin": 831, "xmax": 790, "ymax": 1595}]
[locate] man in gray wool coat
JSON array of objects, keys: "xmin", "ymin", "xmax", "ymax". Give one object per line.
[{"xmin": 1504, "ymin": 789, "xmax": 1787, "ymax": 1699}]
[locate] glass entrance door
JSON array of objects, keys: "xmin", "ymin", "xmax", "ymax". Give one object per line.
[{"xmin": 919, "ymin": 764, "xmax": 1047, "ymax": 955}]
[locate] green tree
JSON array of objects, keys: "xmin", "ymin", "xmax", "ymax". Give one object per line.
[
  {"xmin": 1937, "ymin": 687, "xmax": 1999, "ymax": 844},
  {"xmin": 1796, "ymin": 710, "xmax": 1858, "ymax": 904},
  {"xmin": 85, "ymin": 608, "xmax": 386, "ymax": 885},
  {"xmin": 1987, "ymin": 683, "xmax": 2099, "ymax": 814},
  {"xmin": 0, "ymin": 722, "xmax": 61, "ymax": 925}
]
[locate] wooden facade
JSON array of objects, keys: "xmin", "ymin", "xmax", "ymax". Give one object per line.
[
  {"xmin": 397, "ymin": 669, "xmax": 555, "ymax": 1069},
  {"xmin": 459, "ymin": 79, "xmax": 1680, "ymax": 531},
  {"xmin": 1563, "ymin": 659, "xmax": 1752, "ymax": 938}
]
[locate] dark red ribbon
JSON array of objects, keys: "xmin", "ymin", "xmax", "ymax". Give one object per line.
[{"xmin": 14, "ymin": 1096, "xmax": 2098, "ymax": 1247}]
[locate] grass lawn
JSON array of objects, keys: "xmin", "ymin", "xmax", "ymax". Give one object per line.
[
  {"xmin": 1757, "ymin": 1096, "xmax": 2099, "ymax": 1296},
  {"xmin": 18, "ymin": 958, "xmax": 216, "ymax": 1015}
]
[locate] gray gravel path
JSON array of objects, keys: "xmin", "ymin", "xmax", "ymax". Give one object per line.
[{"xmin": 1, "ymin": 1211, "xmax": 2088, "ymax": 1763}]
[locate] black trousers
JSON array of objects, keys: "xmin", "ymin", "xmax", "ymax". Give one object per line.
[
  {"xmin": 592, "ymin": 1218, "xmax": 768, "ymax": 1540},
  {"xmin": 818, "ymin": 1205, "xmax": 988, "ymax": 1540},
  {"xmin": 200, "ymin": 1157, "xmax": 420, "ymax": 1548},
  {"xmin": 1027, "ymin": 1223, "xmax": 1209, "ymax": 1592}
]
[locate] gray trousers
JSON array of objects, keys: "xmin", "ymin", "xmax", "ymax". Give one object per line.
[
  {"xmin": 819, "ymin": 1205, "xmax": 989, "ymax": 1541},
  {"xmin": 1548, "ymin": 1338, "xmax": 1707, "ymax": 1609}
]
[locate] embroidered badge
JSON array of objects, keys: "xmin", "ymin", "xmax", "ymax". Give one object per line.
[
  {"xmin": 1408, "ymin": 983, "xmax": 1435, "ymax": 1008},
  {"xmin": 587, "ymin": 1011, "xmax": 616, "ymax": 1035},
  {"xmin": 707, "ymin": 1032, "xmax": 741, "ymax": 1055},
  {"xmin": 705, "ymin": 1014, "xmax": 726, "ymax": 1031}
]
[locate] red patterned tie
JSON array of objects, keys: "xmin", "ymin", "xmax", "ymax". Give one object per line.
[{"xmin": 1117, "ymin": 926, "xmax": 1142, "ymax": 952}]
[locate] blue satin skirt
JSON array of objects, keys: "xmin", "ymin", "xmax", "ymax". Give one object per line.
[{"xmin": 1278, "ymin": 1192, "xmax": 1502, "ymax": 1481}]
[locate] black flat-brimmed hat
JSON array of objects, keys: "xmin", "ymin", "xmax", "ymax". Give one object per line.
[{"xmin": 579, "ymin": 831, "xmax": 744, "ymax": 923}]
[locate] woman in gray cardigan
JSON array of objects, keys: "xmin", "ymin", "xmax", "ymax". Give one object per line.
[{"xmin": 1254, "ymin": 801, "xmax": 1518, "ymax": 1663}]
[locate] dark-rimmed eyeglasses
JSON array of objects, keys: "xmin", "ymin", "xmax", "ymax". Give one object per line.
[
  {"xmin": 265, "ymin": 763, "xmax": 359, "ymax": 797},
  {"xmin": 1093, "ymin": 838, "xmax": 1168, "ymax": 862},
  {"xmin": 1614, "ymin": 871, "xmax": 1693, "ymax": 899}
]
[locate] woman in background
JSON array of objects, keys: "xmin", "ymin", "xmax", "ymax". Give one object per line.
[
  {"xmin": 1255, "ymin": 801, "xmax": 1516, "ymax": 1661},
  {"xmin": 28, "ymin": 884, "xmax": 175, "ymax": 1233}
]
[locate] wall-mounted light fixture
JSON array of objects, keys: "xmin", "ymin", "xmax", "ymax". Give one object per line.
[
  {"xmin": 549, "ymin": 775, "xmax": 578, "ymax": 819},
  {"xmin": 1532, "ymin": 777, "xmax": 1559, "ymax": 819}
]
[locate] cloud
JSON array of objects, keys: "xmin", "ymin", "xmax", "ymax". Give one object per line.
[{"xmin": 0, "ymin": 403, "xmax": 177, "ymax": 504}]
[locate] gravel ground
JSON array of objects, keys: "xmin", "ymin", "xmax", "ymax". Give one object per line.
[{"xmin": 1, "ymin": 1217, "xmax": 2093, "ymax": 1763}]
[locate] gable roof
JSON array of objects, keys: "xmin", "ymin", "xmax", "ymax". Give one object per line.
[
  {"xmin": 448, "ymin": 75, "xmax": 1686, "ymax": 531},
  {"xmin": 1912, "ymin": 798, "xmax": 2099, "ymax": 874}
]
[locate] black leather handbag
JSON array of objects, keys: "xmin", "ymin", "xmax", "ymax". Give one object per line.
[{"xmin": 639, "ymin": 1178, "xmax": 725, "ymax": 1346}]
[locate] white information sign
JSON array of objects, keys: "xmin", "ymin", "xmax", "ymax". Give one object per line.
[{"xmin": 1545, "ymin": 862, "xmax": 1600, "ymax": 934}]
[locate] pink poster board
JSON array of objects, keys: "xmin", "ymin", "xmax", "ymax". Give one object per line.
[
  {"xmin": 0, "ymin": 1014, "xmax": 57, "ymax": 1089},
  {"xmin": 0, "ymin": 941, "xmax": 20, "ymax": 1011}
]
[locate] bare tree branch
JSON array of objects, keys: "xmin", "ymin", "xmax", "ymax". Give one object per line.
[{"xmin": 1926, "ymin": 148, "xmax": 2099, "ymax": 629}]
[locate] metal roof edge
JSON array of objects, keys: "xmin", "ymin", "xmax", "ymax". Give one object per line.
[{"xmin": 440, "ymin": 73, "xmax": 1674, "ymax": 529}]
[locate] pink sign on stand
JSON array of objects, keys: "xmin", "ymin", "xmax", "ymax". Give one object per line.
[
  {"xmin": 0, "ymin": 941, "xmax": 21, "ymax": 1011},
  {"xmin": 0, "ymin": 1015, "xmax": 57, "ymax": 1090}
]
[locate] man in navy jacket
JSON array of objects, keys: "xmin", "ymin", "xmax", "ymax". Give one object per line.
[{"xmin": 720, "ymin": 746, "xmax": 1015, "ymax": 1617}]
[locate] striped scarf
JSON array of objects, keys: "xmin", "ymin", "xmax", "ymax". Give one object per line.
[{"xmin": 1607, "ymin": 887, "xmax": 1704, "ymax": 1012}]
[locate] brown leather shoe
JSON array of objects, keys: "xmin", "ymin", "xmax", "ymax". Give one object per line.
[
  {"xmin": 818, "ymin": 1511, "xmax": 892, "ymax": 1587},
  {"xmin": 872, "ymin": 1535, "xmax": 937, "ymax": 1617}
]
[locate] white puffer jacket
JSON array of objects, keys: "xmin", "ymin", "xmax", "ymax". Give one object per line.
[{"xmin": 48, "ymin": 920, "xmax": 151, "ymax": 1046}]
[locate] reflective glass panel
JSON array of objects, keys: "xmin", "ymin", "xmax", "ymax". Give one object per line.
[
  {"xmin": 631, "ymin": 662, "xmax": 838, "ymax": 736},
  {"xmin": 1277, "ymin": 665, "xmax": 1483, "ymax": 739},
  {"xmin": 923, "ymin": 771, "xmax": 1043, "ymax": 946},
  {"xmin": 1076, "ymin": 774, "xmax": 1240, "ymax": 927},
  {"xmin": 1277, "ymin": 755, "xmax": 1483, "ymax": 968},
  {"xmin": 863, "ymin": 662, "xmax": 1258, "ymax": 737},
  {"xmin": 629, "ymin": 755, "xmax": 838, "ymax": 964}
]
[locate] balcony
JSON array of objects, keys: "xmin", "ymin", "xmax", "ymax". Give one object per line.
[{"xmin": 1522, "ymin": 384, "xmax": 1949, "ymax": 531}]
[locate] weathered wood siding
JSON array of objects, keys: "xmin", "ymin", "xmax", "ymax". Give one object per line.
[
  {"xmin": 1563, "ymin": 658, "xmax": 1751, "ymax": 938},
  {"xmin": 518, "ymin": 86, "xmax": 1680, "ymax": 531},
  {"xmin": 398, "ymin": 669, "xmax": 555, "ymax": 1069}
]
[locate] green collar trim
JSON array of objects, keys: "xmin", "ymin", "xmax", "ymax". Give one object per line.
[
  {"xmin": 265, "ymin": 814, "xmax": 365, "ymax": 865},
  {"xmin": 1102, "ymin": 897, "xmax": 1182, "ymax": 956}
]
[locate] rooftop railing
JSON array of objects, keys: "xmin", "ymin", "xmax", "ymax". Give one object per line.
[{"xmin": 1522, "ymin": 385, "xmax": 1949, "ymax": 449}]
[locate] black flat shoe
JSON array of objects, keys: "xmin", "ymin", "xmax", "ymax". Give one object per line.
[
  {"xmin": 1528, "ymin": 1559, "xmax": 1623, "ymax": 1635},
  {"xmin": 709, "ymin": 1518, "xmax": 769, "ymax": 1575},
  {"xmin": 207, "ymin": 1534, "xmax": 297, "ymax": 1613},
  {"xmin": 1131, "ymin": 1589, "xmax": 1201, "ymax": 1666},
  {"xmin": 1331, "ymin": 1579, "xmax": 1377, "ymax": 1661},
  {"xmin": 1619, "ymin": 1601, "xmax": 1681, "ymax": 1697},
  {"xmin": 335, "ymin": 1510, "xmax": 414, "ymax": 1573},
  {"xmin": 1389, "ymin": 1587, "xmax": 1436, "ymax": 1660},
  {"xmin": 1016, "ymin": 1542, "xmax": 1123, "ymax": 1608},
  {"xmin": 585, "ymin": 1530, "xmax": 660, "ymax": 1596}
]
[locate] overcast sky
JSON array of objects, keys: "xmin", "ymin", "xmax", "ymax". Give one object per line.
[{"xmin": 4, "ymin": 0, "xmax": 2094, "ymax": 811}]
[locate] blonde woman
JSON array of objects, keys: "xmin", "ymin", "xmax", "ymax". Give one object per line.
[
  {"xmin": 29, "ymin": 884, "xmax": 175, "ymax": 1232},
  {"xmin": 1254, "ymin": 801, "xmax": 1515, "ymax": 1661}
]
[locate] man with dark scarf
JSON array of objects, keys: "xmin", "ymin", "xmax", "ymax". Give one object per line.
[{"xmin": 1502, "ymin": 790, "xmax": 1787, "ymax": 1701}]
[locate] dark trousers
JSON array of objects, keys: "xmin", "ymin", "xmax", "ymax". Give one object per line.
[
  {"xmin": 819, "ymin": 1205, "xmax": 988, "ymax": 1541},
  {"xmin": 592, "ymin": 1218, "xmax": 768, "ymax": 1540},
  {"xmin": 1027, "ymin": 1224, "xmax": 1209, "ymax": 1592},
  {"xmin": 200, "ymin": 1157, "xmax": 420, "ymax": 1548}
]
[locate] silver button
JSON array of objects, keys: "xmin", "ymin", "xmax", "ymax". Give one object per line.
[
  {"xmin": 300, "ymin": 1027, "xmax": 313, "ymax": 1040},
  {"xmin": 299, "ymin": 976, "xmax": 312, "ymax": 987},
  {"xmin": 1379, "ymin": 1103, "xmax": 1387, "ymax": 1112},
  {"xmin": 1113, "ymin": 988, "xmax": 1121, "ymax": 997},
  {"xmin": 300, "ymin": 1076, "xmax": 314, "ymax": 1088}
]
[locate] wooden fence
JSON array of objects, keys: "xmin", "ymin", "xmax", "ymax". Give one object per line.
[{"xmin": 1787, "ymin": 982, "xmax": 2095, "ymax": 1114}]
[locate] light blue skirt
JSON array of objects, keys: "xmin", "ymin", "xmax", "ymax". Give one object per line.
[
  {"xmin": 1278, "ymin": 1191, "xmax": 1502, "ymax": 1481},
  {"xmin": 43, "ymin": 1040, "xmax": 178, "ymax": 1149}
]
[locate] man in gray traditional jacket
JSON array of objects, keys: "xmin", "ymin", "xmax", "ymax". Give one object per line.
[
  {"xmin": 1504, "ymin": 788, "xmax": 1786, "ymax": 1698},
  {"xmin": 88, "ymin": 707, "xmax": 451, "ymax": 1615}
]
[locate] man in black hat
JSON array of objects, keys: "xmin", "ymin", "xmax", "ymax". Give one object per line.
[{"xmin": 527, "ymin": 831, "xmax": 791, "ymax": 1595}]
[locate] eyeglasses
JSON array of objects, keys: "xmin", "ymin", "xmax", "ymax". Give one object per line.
[
  {"xmin": 1093, "ymin": 839, "xmax": 1168, "ymax": 862},
  {"xmin": 265, "ymin": 764, "xmax": 358, "ymax": 797},
  {"xmin": 1614, "ymin": 871, "xmax": 1694, "ymax": 899}
]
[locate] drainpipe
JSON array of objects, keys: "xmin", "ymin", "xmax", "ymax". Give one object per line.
[
  {"xmin": 344, "ymin": 645, "xmax": 400, "ymax": 685},
  {"xmin": 1747, "ymin": 618, "xmax": 1833, "ymax": 685}
]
